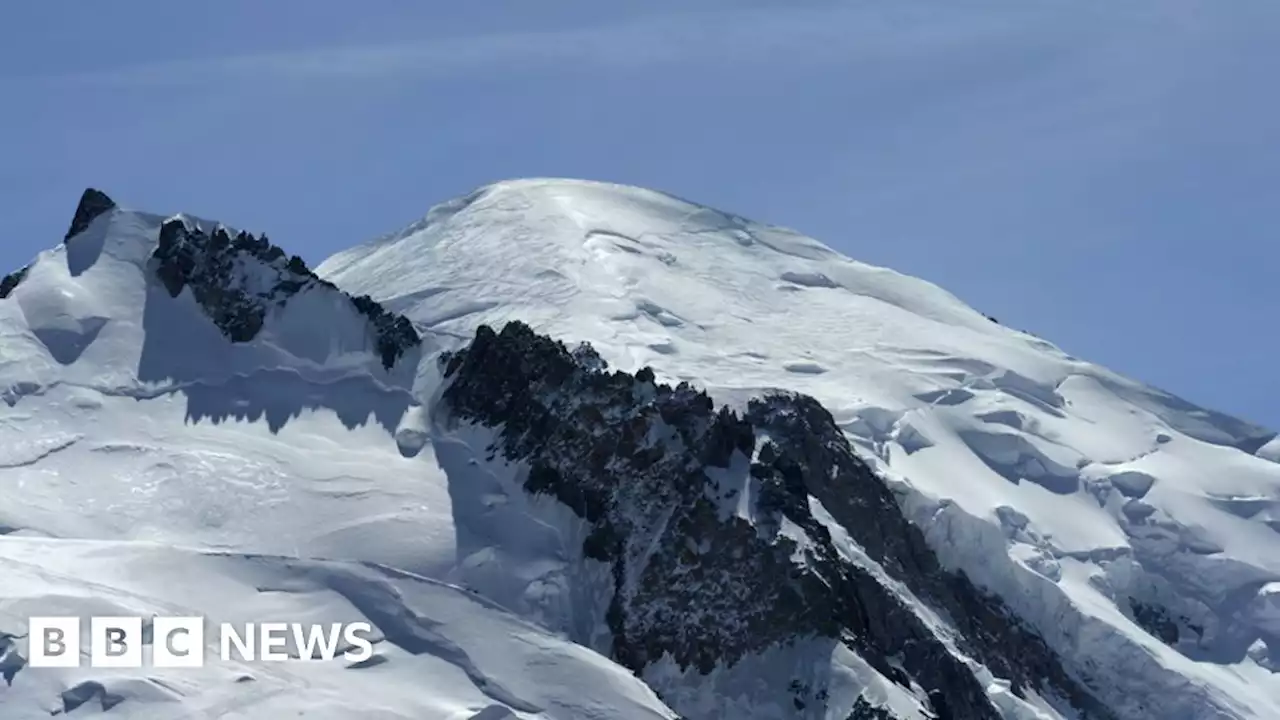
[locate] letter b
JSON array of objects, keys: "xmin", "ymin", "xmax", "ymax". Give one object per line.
[
  {"xmin": 91, "ymin": 617, "xmax": 142, "ymax": 668},
  {"xmin": 28, "ymin": 617, "xmax": 80, "ymax": 668}
]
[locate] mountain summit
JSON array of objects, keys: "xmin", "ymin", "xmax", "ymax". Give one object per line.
[{"xmin": 1, "ymin": 179, "xmax": 1277, "ymax": 719}]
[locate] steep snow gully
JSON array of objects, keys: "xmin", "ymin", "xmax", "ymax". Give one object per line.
[{"xmin": 0, "ymin": 182, "xmax": 1277, "ymax": 719}]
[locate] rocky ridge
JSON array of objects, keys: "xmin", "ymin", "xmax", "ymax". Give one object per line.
[
  {"xmin": 0, "ymin": 265, "xmax": 27, "ymax": 299},
  {"xmin": 150, "ymin": 215, "xmax": 419, "ymax": 369},
  {"xmin": 439, "ymin": 321, "xmax": 1118, "ymax": 720},
  {"xmin": 7, "ymin": 188, "xmax": 422, "ymax": 370}
]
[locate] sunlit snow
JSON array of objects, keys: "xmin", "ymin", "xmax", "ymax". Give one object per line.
[{"xmin": 0, "ymin": 178, "xmax": 1276, "ymax": 718}]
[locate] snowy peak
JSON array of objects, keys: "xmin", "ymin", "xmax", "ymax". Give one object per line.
[
  {"xmin": 320, "ymin": 178, "xmax": 1004, "ymax": 334},
  {"xmin": 3, "ymin": 179, "xmax": 1279, "ymax": 718},
  {"xmin": 1, "ymin": 188, "xmax": 423, "ymax": 397},
  {"xmin": 320, "ymin": 177, "xmax": 1280, "ymax": 718},
  {"xmin": 317, "ymin": 177, "xmax": 1073, "ymax": 412},
  {"xmin": 0, "ymin": 186, "xmax": 685, "ymax": 720},
  {"xmin": 0, "ymin": 183, "xmax": 115, "ymax": 298},
  {"xmin": 64, "ymin": 187, "xmax": 117, "ymax": 242}
]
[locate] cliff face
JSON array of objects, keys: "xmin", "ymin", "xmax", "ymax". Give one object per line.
[
  {"xmin": 150, "ymin": 215, "xmax": 419, "ymax": 370},
  {"xmin": 64, "ymin": 188, "xmax": 117, "ymax": 242},
  {"xmin": 439, "ymin": 321, "xmax": 1113, "ymax": 720}
]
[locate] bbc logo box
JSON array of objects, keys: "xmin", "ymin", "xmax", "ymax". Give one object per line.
[
  {"xmin": 26, "ymin": 616, "xmax": 375, "ymax": 668},
  {"xmin": 28, "ymin": 616, "xmax": 205, "ymax": 669}
]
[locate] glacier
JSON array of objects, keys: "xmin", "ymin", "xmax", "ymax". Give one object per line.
[{"xmin": 0, "ymin": 180, "xmax": 1276, "ymax": 718}]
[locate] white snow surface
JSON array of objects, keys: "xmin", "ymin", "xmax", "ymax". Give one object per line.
[
  {"xmin": 0, "ymin": 177, "xmax": 1276, "ymax": 718},
  {"xmin": 0, "ymin": 539, "xmax": 676, "ymax": 720},
  {"xmin": 322, "ymin": 179, "xmax": 1280, "ymax": 719},
  {"xmin": 0, "ymin": 202, "xmax": 675, "ymax": 719}
]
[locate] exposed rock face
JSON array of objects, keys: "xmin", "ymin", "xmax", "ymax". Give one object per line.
[
  {"xmin": 60, "ymin": 680, "xmax": 125, "ymax": 713},
  {"xmin": 0, "ymin": 265, "xmax": 28, "ymax": 299},
  {"xmin": 348, "ymin": 294, "xmax": 421, "ymax": 370},
  {"xmin": 748, "ymin": 393, "xmax": 1114, "ymax": 720},
  {"xmin": 65, "ymin": 188, "xmax": 117, "ymax": 241},
  {"xmin": 0, "ymin": 632, "xmax": 25, "ymax": 686},
  {"xmin": 440, "ymin": 321, "xmax": 1117, "ymax": 720},
  {"xmin": 150, "ymin": 217, "xmax": 419, "ymax": 369},
  {"xmin": 1129, "ymin": 598, "xmax": 1192, "ymax": 646},
  {"xmin": 848, "ymin": 697, "xmax": 901, "ymax": 720}
]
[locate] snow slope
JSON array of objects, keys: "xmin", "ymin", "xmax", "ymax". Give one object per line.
[
  {"xmin": 0, "ymin": 195, "xmax": 677, "ymax": 719},
  {"xmin": 1, "ymin": 179, "xmax": 1277, "ymax": 718},
  {"xmin": 0, "ymin": 539, "xmax": 676, "ymax": 719},
  {"xmin": 321, "ymin": 178, "xmax": 1280, "ymax": 718}
]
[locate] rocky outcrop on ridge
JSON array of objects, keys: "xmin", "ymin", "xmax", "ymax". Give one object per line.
[
  {"xmin": 64, "ymin": 187, "xmax": 117, "ymax": 241},
  {"xmin": 150, "ymin": 216, "xmax": 419, "ymax": 369},
  {"xmin": 439, "ymin": 321, "xmax": 1118, "ymax": 720},
  {"xmin": 0, "ymin": 265, "xmax": 27, "ymax": 299}
]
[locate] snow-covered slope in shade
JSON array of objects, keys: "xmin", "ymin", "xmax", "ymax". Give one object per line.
[
  {"xmin": 320, "ymin": 178, "xmax": 1280, "ymax": 719},
  {"xmin": 0, "ymin": 190, "xmax": 679, "ymax": 719},
  {"xmin": 0, "ymin": 192, "xmax": 440, "ymax": 569},
  {"xmin": 0, "ymin": 538, "xmax": 677, "ymax": 720}
]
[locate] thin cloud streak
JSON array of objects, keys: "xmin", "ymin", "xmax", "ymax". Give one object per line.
[{"xmin": 20, "ymin": 3, "xmax": 1052, "ymax": 89}]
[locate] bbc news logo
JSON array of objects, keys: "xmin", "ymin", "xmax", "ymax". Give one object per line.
[{"xmin": 27, "ymin": 616, "xmax": 374, "ymax": 668}]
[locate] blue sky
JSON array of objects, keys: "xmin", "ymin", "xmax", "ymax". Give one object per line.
[{"xmin": 2, "ymin": 1, "xmax": 1277, "ymax": 428}]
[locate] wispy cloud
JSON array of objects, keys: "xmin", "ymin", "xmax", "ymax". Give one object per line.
[{"xmin": 27, "ymin": 3, "xmax": 1048, "ymax": 89}]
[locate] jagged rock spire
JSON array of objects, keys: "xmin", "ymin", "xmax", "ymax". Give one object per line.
[{"xmin": 64, "ymin": 188, "xmax": 117, "ymax": 241}]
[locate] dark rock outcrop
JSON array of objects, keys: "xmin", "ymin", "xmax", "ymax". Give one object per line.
[
  {"xmin": 153, "ymin": 219, "xmax": 270, "ymax": 342},
  {"xmin": 746, "ymin": 392, "xmax": 1114, "ymax": 719},
  {"xmin": 0, "ymin": 633, "xmax": 25, "ymax": 686},
  {"xmin": 150, "ymin": 217, "xmax": 419, "ymax": 369},
  {"xmin": 440, "ymin": 321, "xmax": 1118, "ymax": 720},
  {"xmin": 0, "ymin": 265, "xmax": 28, "ymax": 299},
  {"xmin": 349, "ymin": 294, "xmax": 421, "ymax": 371},
  {"xmin": 60, "ymin": 680, "xmax": 125, "ymax": 713},
  {"xmin": 848, "ymin": 696, "xmax": 901, "ymax": 720},
  {"xmin": 1128, "ymin": 598, "xmax": 1198, "ymax": 646},
  {"xmin": 65, "ymin": 188, "xmax": 117, "ymax": 241}
]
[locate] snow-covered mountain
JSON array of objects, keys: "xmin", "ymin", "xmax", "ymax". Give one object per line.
[{"xmin": 1, "ymin": 180, "xmax": 1277, "ymax": 719}]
